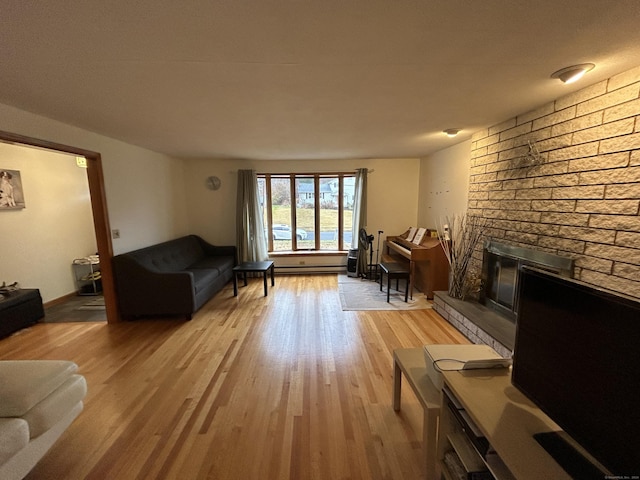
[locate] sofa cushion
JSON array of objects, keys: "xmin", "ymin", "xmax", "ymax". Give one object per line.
[
  {"xmin": 189, "ymin": 255, "xmax": 235, "ymax": 273},
  {"xmin": 22, "ymin": 374, "xmax": 87, "ymax": 438},
  {"xmin": 188, "ymin": 269, "xmax": 222, "ymax": 294},
  {"xmin": 0, "ymin": 418, "xmax": 29, "ymax": 465},
  {"xmin": 128, "ymin": 236, "xmax": 205, "ymax": 273},
  {"xmin": 0, "ymin": 361, "xmax": 78, "ymax": 417}
]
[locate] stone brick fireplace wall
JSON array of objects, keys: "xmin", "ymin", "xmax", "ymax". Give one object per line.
[
  {"xmin": 434, "ymin": 66, "xmax": 640, "ymax": 355},
  {"xmin": 468, "ymin": 66, "xmax": 640, "ymax": 299}
]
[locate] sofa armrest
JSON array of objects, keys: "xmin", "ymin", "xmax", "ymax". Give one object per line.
[
  {"xmin": 195, "ymin": 236, "xmax": 238, "ymax": 265},
  {"xmin": 113, "ymin": 256, "xmax": 196, "ymax": 317}
]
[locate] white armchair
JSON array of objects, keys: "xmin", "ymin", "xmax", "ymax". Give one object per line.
[{"xmin": 0, "ymin": 360, "xmax": 87, "ymax": 480}]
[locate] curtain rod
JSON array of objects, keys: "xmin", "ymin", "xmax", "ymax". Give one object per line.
[{"xmin": 228, "ymin": 169, "xmax": 374, "ymax": 175}]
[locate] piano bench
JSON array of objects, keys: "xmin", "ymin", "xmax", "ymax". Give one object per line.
[{"xmin": 379, "ymin": 262, "xmax": 410, "ymax": 302}]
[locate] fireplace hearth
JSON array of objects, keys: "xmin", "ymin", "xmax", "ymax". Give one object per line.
[{"xmin": 434, "ymin": 241, "xmax": 575, "ymax": 357}]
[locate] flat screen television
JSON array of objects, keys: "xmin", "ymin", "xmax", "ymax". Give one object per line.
[{"xmin": 512, "ymin": 267, "xmax": 640, "ymax": 476}]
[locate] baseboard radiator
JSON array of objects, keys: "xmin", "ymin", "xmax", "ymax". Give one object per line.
[{"xmin": 275, "ymin": 264, "xmax": 347, "ymax": 275}]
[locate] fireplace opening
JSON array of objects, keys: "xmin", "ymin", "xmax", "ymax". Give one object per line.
[{"xmin": 480, "ymin": 241, "xmax": 574, "ymax": 322}]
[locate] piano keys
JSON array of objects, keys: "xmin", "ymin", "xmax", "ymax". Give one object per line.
[{"xmin": 383, "ymin": 231, "xmax": 449, "ymax": 299}]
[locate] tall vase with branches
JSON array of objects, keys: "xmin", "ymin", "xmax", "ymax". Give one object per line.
[{"xmin": 437, "ymin": 214, "xmax": 488, "ymax": 300}]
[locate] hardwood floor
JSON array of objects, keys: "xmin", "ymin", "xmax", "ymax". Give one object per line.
[{"xmin": 0, "ymin": 275, "xmax": 469, "ymax": 480}]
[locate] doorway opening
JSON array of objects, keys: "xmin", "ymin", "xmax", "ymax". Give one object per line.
[{"xmin": 0, "ymin": 129, "xmax": 118, "ymax": 323}]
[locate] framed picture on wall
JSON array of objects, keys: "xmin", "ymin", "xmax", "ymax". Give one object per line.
[{"xmin": 0, "ymin": 169, "xmax": 25, "ymax": 209}]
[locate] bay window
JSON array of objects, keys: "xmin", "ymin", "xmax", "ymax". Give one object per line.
[{"xmin": 258, "ymin": 173, "xmax": 355, "ymax": 252}]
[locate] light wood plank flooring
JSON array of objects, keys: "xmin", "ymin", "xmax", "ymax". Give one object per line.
[{"xmin": 0, "ymin": 275, "xmax": 469, "ymax": 480}]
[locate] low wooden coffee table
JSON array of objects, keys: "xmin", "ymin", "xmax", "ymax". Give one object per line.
[{"xmin": 232, "ymin": 261, "xmax": 275, "ymax": 297}]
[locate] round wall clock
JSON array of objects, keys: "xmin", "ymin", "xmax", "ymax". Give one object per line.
[{"xmin": 206, "ymin": 175, "xmax": 222, "ymax": 191}]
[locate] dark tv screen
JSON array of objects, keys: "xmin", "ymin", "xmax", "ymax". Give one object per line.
[{"xmin": 512, "ymin": 267, "xmax": 640, "ymax": 475}]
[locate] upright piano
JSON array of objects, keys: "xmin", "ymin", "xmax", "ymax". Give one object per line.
[{"xmin": 383, "ymin": 231, "xmax": 449, "ymax": 299}]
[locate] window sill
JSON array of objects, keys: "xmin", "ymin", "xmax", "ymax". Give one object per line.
[{"xmin": 268, "ymin": 251, "xmax": 348, "ymax": 257}]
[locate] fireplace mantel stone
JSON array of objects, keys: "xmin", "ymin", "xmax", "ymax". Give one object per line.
[{"xmin": 433, "ymin": 291, "xmax": 514, "ymax": 358}]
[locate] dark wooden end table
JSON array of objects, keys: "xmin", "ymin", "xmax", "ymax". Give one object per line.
[{"xmin": 232, "ymin": 261, "xmax": 275, "ymax": 297}]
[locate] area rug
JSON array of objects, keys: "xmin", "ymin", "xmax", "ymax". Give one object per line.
[
  {"xmin": 76, "ymin": 297, "xmax": 106, "ymax": 311},
  {"xmin": 338, "ymin": 275, "xmax": 432, "ymax": 311}
]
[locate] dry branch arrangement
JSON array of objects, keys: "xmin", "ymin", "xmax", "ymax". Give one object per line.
[{"xmin": 437, "ymin": 214, "xmax": 488, "ymax": 299}]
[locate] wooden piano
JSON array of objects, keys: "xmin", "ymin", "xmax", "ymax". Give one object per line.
[{"xmin": 383, "ymin": 230, "xmax": 449, "ymax": 299}]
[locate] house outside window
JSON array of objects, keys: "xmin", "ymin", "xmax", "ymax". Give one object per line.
[{"xmin": 258, "ymin": 173, "xmax": 355, "ymax": 252}]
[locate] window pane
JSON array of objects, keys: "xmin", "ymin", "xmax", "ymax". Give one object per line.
[
  {"xmin": 257, "ymin": 177, "xmax": 267, "ymax": 233},
  {"xmin": 319, "ymin": 177, "xmax": 338, "ymax": 250},
  {"xmin": 343, "ymin": 176, "xmax": 355, "ymax": 248},
  {"xmin": 270, "ymin": 177, "xmax": 292, "ymax": 251},
  {"xmin": 295, "ymin": 176, "xmax": 315, "ymax": 250}
]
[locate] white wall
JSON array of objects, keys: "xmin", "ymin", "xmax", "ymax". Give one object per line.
[
  {"xmin": 418, "ymin": 140, "xmax": 472, "ymax": 228},
  {"xmin": 104, "ymin": 144, "xmax": 189, "ymax": 253},
  {"xmin": 0, "ymin": 144, "xmax": 97, "ymax": 301},
  {"xmin": 182, "ymin": 157, "xmax": 421, "ymax": 268},
  {"xmin": 0, "ymin": 103, "xmax": 189, "ymax": 256}
]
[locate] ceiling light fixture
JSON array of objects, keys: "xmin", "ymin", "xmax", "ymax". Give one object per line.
[
  {"xmin": 550, "ymin": 63, "xmax": 595, "ymax": 84},
  {"xmin": 443, "ymin": 128, "xmax": 460, "ymax": 137}
]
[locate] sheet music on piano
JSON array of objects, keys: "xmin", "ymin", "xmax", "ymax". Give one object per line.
[
  {"xmin": 412, "ymin": 228, "xmax": 426, "ymax": 245},
  {"xmin": 406, "ymin": 227, "xmax": 417, "ymax": 242}
]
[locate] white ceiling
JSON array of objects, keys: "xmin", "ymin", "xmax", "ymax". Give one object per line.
[{"xmin": 2, "ymin": 1, "xmax": 640, "ymax": 160}]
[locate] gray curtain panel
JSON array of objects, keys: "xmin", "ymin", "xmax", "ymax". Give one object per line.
[
  {"xmin": 351, "ymin": 168, "xmax": 368, "ymax": 277},
  {"xmin": 236, "ymin": 170, "xmax": 268, "ymax": 264}
]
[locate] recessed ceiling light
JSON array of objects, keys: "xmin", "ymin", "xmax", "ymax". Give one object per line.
[
  {"xmin": 443, "ymin": 128, "xmax": 460, "ymax": 137},
  {"xmin": 550, "ymin": 63, "xmax": 595, "ymax": 84}
]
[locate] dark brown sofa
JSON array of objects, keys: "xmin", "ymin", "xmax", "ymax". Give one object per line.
[{"xmin": 112, "ymin": 235, "xmax": 236, "ymax": 319}]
